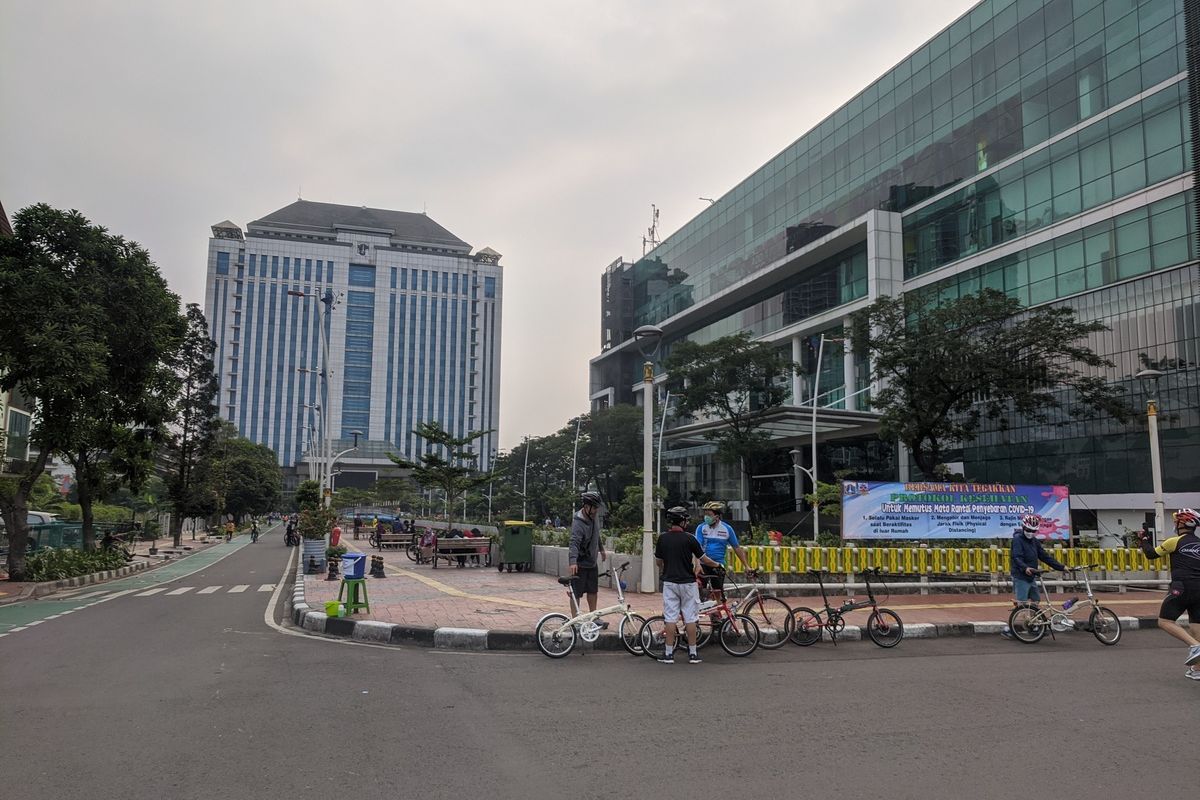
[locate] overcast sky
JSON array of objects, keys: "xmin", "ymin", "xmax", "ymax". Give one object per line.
[{"xmin": 1, "ymin": 0, "xmax": 976, "ymax": 450}]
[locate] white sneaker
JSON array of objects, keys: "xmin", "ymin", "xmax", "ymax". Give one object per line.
[
  {"xmin": 1185, "ymin": 644, "xmax": 1200, "ymax": 666},
  {"xmin": 1185, "ymin": 667, "xmax": 1200, "ymax": 681}
]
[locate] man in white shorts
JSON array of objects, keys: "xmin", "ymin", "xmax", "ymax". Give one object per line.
[{"xmin": 654, "ymin": 506, "xmax": 722, "ymax": 664}]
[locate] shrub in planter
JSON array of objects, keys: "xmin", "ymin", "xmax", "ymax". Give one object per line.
[
  {"xmin": 25, "ymin": 547, "xmax": 129, "ymax": 582},
  {"xmin": 326, "ymin": 544, "xmax": 348, "ymax": 559},
  {"xmin": 299, "ymin": 507, "xmax": 337, "ymax": 540}
]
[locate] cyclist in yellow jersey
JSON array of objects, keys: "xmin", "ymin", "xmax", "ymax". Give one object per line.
[{"xmin": 1138, "ymin": 508, "xmax": 1200, "ymax": 680}]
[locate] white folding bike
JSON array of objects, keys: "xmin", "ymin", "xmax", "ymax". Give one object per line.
[{"xmin": 534, "ymin": 562, "xmax": 646, "ymax": 658}]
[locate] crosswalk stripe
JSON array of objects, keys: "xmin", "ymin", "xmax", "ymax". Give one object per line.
[
  {"xmin": 166, "ymin": 587, "xmax": 193, "ymax": 596},
  {"xmin": 197, "ymin": 586, "xmax": 221, "ymax": 594},
  {"xmin": 229, "ymin": 585, "xmax": 249, "ymax": 593},
  {"xmin": 106, "ymin": 589, "xmax": 138, "ymax": 599},
  {"xmin": 74, "ymin": 590, "xmax": 108, "ymax": 599},
  {"xmin": 257, "ymin": 584, "xmax": 275, "ymax": 592},
  {"xmin": 135, "ymin": 588, "xmax": 167, "ymax": 596}
]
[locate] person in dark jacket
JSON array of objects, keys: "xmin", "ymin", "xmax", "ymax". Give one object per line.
[
  {"xmin": 1001, "ymin": 513, "xmax": 1067, "ymax": 639},
  {"xmin": 568, "ymin": 491, "xmax": 608, "ymax": 618}
]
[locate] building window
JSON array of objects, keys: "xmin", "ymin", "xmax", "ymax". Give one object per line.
[
  {"xmin": 305, "ymin": 259, "xmax": 312, "ymax": 282},
  {"xmin": 400, "ymin": 268, "xmax": 407, "ymax": 290},
  {"xmin": 326, "ymin": 261, "xmax": 334, "ymax": 282},
  {"xmin": 349, "ymin": 264, "xmax": 376, "ymax": 287},
  {"xmin": 484, "ymin": 276, "xmax": 496, "ymax": 298},
  {"xmin": 248, "ymin": 254, "xmax": 256, "ymax": 277},
  {"xmin": 271, "ymin": 256, "xmax": 279, "ymax": 279},
  {"xmin": 216, "ymin": 251, "xmax": 230, "ymax": 275}
]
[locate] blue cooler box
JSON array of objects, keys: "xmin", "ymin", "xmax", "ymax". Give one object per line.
[{"xmin": 341, "ymin": 553, "xmax": 366, "ymax": 579}]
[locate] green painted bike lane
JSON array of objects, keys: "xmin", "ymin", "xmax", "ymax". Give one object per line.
[{"xmin": 0, "ymin": 530, "xmax": 272, "ymax": 635}]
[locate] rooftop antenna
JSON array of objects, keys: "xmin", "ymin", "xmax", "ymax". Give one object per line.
[
  {"xmin": 298, "ymin": 184, "xmax": 302, "ymax": 199},
  {"xmin": 641, "ymin": 204, "xmax": 661, "ymax": 256}
]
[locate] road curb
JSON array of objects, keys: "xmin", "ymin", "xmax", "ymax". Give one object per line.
[
  {"xmin": 286, "ymin": 565, "xmax": 1144, "ymax": 651},
  {"xmin": 9, "ymin": 561, "xmax": 153, "ymax": 603}
]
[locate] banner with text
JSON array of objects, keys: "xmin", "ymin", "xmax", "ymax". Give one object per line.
[{"xmin": 840, "ymin": 482, "xmax": 1071, "ymax": 540}]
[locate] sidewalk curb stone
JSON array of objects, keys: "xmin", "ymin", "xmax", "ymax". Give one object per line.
[{"xmin": 285, "ymin": 565, "xmax": 1163, "ymax": 652}]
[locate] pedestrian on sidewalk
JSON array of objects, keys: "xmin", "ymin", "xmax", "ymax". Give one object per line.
[
  {"xmin": 1001, "ymin": 514, "xmax": 1067, "ymax": 640},
  {"xmin": 353, "ymin": 515, "xmax": 362, "ymax": 540},
  {"xmin": 225, "ymin": 519, "xmax": 234, "ymax": 542},
  {"xmin": 1138, "ymin": 508, "xmax": 1200, "ymax": 679},
  {"xmin": 568, "ymin": 491, "xmax": 607, "ymax": 620},
  {"xmin": 656, "ymin": 506, "xmax": 722, "ymax": 664}
]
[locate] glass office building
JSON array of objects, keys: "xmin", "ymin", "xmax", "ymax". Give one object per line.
[
  {"xmin": 205, "ymin": 201, "xmax": 504, "ymax": 490},
  {"xmin": 590, "ymin": 0, "xmax": 1200, "ymax": 533}
]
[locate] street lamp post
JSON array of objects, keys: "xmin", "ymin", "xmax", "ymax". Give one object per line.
[
  {"xmin": 634, "ymin": 324, "xmax": 664, "ymax": 593},
  {"xmin": 806, "ymin": 334, "xmax": 842, "ymax": 540},
  {"xmin": 522, "ymin": 436, "xmax": 531, "ymax": 522},
  {"xmin": 656, "ymin": 390, "xmax": 671, "ymax": 533},
  {"xmin": 290, "ymin": 289, "xmax": 338, "ymax": 508},
  {"xmin": 327, "ymin": 430, "xmax": 363, "ymax": 509},
  {"xmin": 1136, "ymin": 368, "xmax": 1166, "ymax": 541}
]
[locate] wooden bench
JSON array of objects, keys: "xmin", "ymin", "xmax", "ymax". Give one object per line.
[
  {"xmin": 373, "ymin": 531, "xmax": 414, "ymax": 551},
  {"xmin": 432, "ymin": 536, "xmax": 491, "ymax": 568}
]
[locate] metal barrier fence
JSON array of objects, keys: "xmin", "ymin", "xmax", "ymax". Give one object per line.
[
  {"xmin": 726, "ymin": 545, "xmax": 1157, "ymax": 575},
  {"xmin": 1, "ymin": 522, "xmax": 130, "ymax": 553}
]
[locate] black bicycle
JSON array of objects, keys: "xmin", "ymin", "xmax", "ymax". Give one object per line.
[{"xmin": 789, "ymin": 568, "xmax": 904, "ymax": 648}]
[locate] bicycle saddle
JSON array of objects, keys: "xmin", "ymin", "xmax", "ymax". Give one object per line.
[{"xmin": 557, "ymin": 576, "xmax": 577, "ymax": 586}]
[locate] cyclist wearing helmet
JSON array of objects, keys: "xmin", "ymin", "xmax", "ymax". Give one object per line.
[
  {"xmin": 568, "ymin": 491, "xmax": 608, "ymax": 619},
  {"xmin": 1138, "ymin": 508, "xmax": 1200, "ymax": 678},
  {"xmin": 1001, "ymin": 513, "xmax": 1067, "ymax": 640},
  {"xmin": 655, "ymin": 506, "xmax": 722, "ymax": 664},
  {"xmin": 693, "ymin": 501, "xmax": 750, "ymax": 598}
]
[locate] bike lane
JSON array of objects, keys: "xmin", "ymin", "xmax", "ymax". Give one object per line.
[{"xmin": 0, "ymin": 527, "xmax": 277, "ymax": 637}]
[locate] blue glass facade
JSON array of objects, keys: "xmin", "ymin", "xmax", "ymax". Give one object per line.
[{"xmin": 592, "ymin": 0, "xmax": 1200, "ymax": 509}]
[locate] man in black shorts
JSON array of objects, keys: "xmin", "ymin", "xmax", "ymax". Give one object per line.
[
  {"xmin": 655, "ymin": 506, "xmax": 722, "ymax": 664},
  {"xmin": 1138, "ymin": 508, "xmax": 1200, "ymax": 680},
  {"xmin": 568, "ymin": 491, "xmax": 607, "ymax": 619}
]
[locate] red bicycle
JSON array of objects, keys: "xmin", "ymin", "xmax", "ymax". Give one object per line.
[{"xmin": 638, "ymin": 568, "xmax": 761, "ymax": 658}]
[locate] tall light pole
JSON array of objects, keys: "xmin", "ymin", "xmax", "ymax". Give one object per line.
[
  {"xmin": 807, "ymin": 334, "xmax": 843, "ymax": 540},
  {"xmin": 521, "ymin": 435, "xmax": 531, "ymax": 522},
  {"xmin": 290, "ymin": 289, "xmax": 338, "ymax": 508},
  {"xmin": 656, "ymin": 390, "xmax": 672, "ymax": 533},
  {"xmin": 1136, "ymin": 368, "xmax": 1166, "ymax": 541},
  {"xmin": 571, "ymin": 416, "xmax": 582, "ymax": 491},
  {"xmin": 634, "ymin": 324, "xmax": 664, "ymax": 593}
]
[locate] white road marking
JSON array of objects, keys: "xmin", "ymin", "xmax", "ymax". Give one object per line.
[
  {"xmin": 74, "ymin": 591, "xmax": 109, "ymax": 599},
  {"xmin": 10, "ymin": 627, "xmax": 27, "ymax": 632},
  {"xmin": 198, "ymin": 586, "xmax": 221, "ymax": 594},
  {"xmin": 135, "ymin": 588, "xmax": 167, "ymax": 596},
  {"xmin": 229, "ymin": 585, "xmax": 249, "ymax": 593},
  {"xmin": 257, "ymin": 584, "xmax": 275, "ymax": 592},
  {"xmin": 166, "ymin": 587, "xmax": 194, "ymax": 596},
  {"xmin": 26, "ymin": 620, "xmax": 44, "ymax": 626}
]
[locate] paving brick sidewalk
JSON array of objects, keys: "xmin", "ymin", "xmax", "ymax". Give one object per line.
[{"xmin": 302, "ymin": 546, "xmax": 1168, "ymax": 632}]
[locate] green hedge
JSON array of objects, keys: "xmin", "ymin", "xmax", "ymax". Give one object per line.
[{"xmin": 24, "ymin": 547, "xmax": 129, "ymax": 582}]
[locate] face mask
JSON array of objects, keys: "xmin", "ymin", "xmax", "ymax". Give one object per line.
[{"xmin": 703, "ymin": 515, "xmax": 715, "ymax": 526}]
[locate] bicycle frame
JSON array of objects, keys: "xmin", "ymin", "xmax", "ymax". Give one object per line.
[
  {"xmin": 559, "ymin": 565, "xmax": 640, "ymax": 642},
  {"xmin": 1026, "ymin": 569, "xmax": 1101, "ymax": 630}
]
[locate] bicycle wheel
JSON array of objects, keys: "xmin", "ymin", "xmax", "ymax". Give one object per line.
[
  {"xmin": 718, "ymin": 615, "xmax": 760, "ymax": 657},
  {"xmin": 405, "ymin": 542, "xmax": 420, "ymax": 563},
  {"xmin": 1008, "ymin": 605, "xmax": 1047, "ymax": 643},
  {"xmin": 788, "ymin": 607, "xmax": 823, "ymax": 646},
  {"xmin": 865, "ymin": 608, "xmax": 904, "ymax": 648},
  {"xmin": 740, "ymin": 596, "xmax": 793, "ymax": 649},
  {"xmin": 619, "ymin": 613, "xmax": 647, "ymax": 656},
  {"xmin": 368, "ymin": 533, "xmax": 379, "ymax": 548},
  {"xmin": 1089, "ymin": 607, "xmax": 1122, "ymax": 646},
  {"xmin": 639, "ymin": 616, "xmax": 669, "ymax": 659},
  {"xmin": 534, "ymin": 613, "xmax": 577, "ymax": 658}
]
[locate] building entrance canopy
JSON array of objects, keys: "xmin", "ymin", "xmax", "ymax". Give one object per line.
[{"xmin": 663, "ymin": 404, "xmax": 881, "ymax": 448}]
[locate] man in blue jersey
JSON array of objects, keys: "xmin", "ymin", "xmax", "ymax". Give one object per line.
[{"xmin": 694, "ymin": 501, "xmax": 750, "ymax": 598}]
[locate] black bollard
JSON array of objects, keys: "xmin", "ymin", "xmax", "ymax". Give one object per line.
[
  {"xmin": 306, "ymin": 555, "xmax": 319, "ymax": 575},
  {"xmin": 370, "ymin": 555, "xmax": 386, "ymax": 578},
  {"xmin": 326, "ymin": 557, "xmax": 340, "ymax": 581}
]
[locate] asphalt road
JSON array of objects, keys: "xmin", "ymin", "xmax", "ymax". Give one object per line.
[{"xmin": 0, "ymin": 527, "xmax": 1192, "ymax": 800}]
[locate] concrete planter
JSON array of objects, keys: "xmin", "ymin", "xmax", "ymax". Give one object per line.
[
  {"xmin": 301, "ymin": 536, "xmax": 327, "ymax": 571},
  {"xmin": 531, "ymin": 544, "xmax": 654, "ymax": 593}
]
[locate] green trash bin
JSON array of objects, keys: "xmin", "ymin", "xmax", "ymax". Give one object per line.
[{"xmin": 496, "ymin": 521, "xmax": 534, "ymax": 573}]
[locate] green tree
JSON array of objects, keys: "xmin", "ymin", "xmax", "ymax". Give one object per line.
[
  {"xmin": 192, "ymin": 422, "xmax": 280, "ymax": 521},
  {"xmin": 294, "ymin": 479, "xmax": 321, "ymax": 511},
  {"xmin": 0, "ymin": 205, "xmax": 182, "ymax": 578},
  {"xmin": 389, "ymin": 422, "xmax": 492, "ymax": 530},
  {"xmin": 851, "ymin": 288, "xmax": 1131, "ymax": 476},
  {"xmin": 374, "ymin": 477, "xmax": 420, "ymax": 510},
  {"xmin": 164, "ymin": 304, "xmax": 219, "ymax": 547},
  {"xmin": 577, "ymin": 405, "xmax": 643, "ymax": 509},
  {"xmin": 663, "ymin": 332, "xmax": 796, "ymax": 522},
  {"xmin": 29, "ymin": 474, "xmax": 64, "ymax": 511}
]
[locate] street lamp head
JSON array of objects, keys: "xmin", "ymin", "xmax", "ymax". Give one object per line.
[
  {"xmin": 350, "ymin": 429, "xmax": 363, "ymax": 448},
  {"xmin": 1136, "ymin": 368, "xmax": 1165, "ymax": 397},
  {"xmin": 286, "ymin": 290, "xmax": 309, "ymax": 298},
  {"xmin": 633, "ymin": 324, "xmax": 664, "ymax": 359}
]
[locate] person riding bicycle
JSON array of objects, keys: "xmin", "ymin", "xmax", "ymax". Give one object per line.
[
  {"xmin": 224, "ymin": 520, "xmax": 235, "ymax": 542},
  {"xmin": 1001, "ymin": 513, "xmax": 1067, "ymax": 640},
  {"xmin": 656, "ymin": 506, "xmax": 723, "ymax": 664},
  {"xmin": 568, "ymin": 491, "xmax": 608, "ymax": 621},
  {"xmin": 1138, "ymin": 508, "xmax": 1200, "ymax": 679},
  {"xmin": 251, "ymin": 520, "xmax": 259, "ymax": 543},
  {"xmin": 693, "ymin": 501, "xmax": 749, "ymax": 599}
]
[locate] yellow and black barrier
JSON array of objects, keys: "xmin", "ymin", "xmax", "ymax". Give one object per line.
[{"xmin": 725, "ymin": 545, "xmax": 1155, "ymax": 575}]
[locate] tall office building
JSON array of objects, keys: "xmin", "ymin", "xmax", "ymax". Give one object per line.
[
  {"xmin": 205, "ymin": 200, "xmax": 503, "ymax": 490},
  {"xmin": 590, "ymin": 0, "xmax": 1199, "ymax": 533}
]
